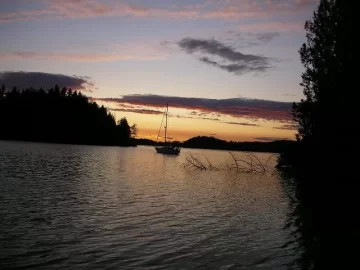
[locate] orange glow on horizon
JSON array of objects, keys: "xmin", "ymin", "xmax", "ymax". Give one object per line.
[
  {"xmin": 136, "ymin": 127, "xmax": 295, "ymax": 142},
  {"xmin": 94, "ymin": 100, "xmax": 296, "ymax": 142}
]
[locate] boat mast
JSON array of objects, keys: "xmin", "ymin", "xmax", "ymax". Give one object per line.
[
  {"xmin": 164, "ymin": 103, "xmax": 168, "ymax": 144},
  {"xmin": 156, "ymin": 110, "xmax": 166, "ymax": 142}
]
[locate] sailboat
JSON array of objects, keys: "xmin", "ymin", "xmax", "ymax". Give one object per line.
[{"xmin": 155, "ymin": 104, "xmax": 181, "ymax": 155}]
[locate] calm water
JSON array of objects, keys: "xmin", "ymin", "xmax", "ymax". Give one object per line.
[{"xmin": 0, "ymin": 141, "xmax": 297, "ymax": 269}]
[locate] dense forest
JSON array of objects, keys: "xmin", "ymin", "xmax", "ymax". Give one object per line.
[
  {"xmin": 136, "ymin": 136, "xmax": 294, "ymax": 153},
  {"xmin": 0, "ymin": 85, "xmax": 137, "ymax": 146}
]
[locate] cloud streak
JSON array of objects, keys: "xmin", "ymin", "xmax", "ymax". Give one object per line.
[
  {"xmin": 0, "ymin": 0, "xmax": 319, "ymax": 23},
  {"xmin": 179, "ymin": 38, "xmax": 269, "ymax": 63},
  {"xmin": 178, "ymin": 38, "xmax": 274, "ymax": 75},
  {"xmin": 238, "ymin": 21, "xmax": 304, "ymax": 32},
  {"xmin": 199, "ymin": 57, "xmax": 270, "ymax": 75},
  {"xmin": 223, "ymin": 122, "xmax": 260, "ymax": 127},
  {"xmin": 109, "ymin": 108, "xmax": 163, "ymax": 115},
  {"xmin": 0, "ymin": 71, "xmax": 94, "ymax": 91},
  {"xmin": 273, "ymin": 124, "xmax": 299, "ymax": 130},
  {"xmin": 95, "ymin": 94, "xmax": 293, "ymax": 122},
  {"xmin": 0, "ymin": 50, "xmax": 165, "ymax": 62}
]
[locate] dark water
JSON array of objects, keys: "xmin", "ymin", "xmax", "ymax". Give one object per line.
[{"xmin": 0, "ymin": 141, "xmax": 297, "ymax": 269}]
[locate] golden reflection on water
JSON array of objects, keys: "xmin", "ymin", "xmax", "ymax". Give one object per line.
[{"xmin": 0, "ymin": 141, "xmax": 293, "ymax": 269}]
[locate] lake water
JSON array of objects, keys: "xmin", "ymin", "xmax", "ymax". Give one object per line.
[{"xmin": 0, "ymin": 141, "xmax": 297, "ymax": 269}]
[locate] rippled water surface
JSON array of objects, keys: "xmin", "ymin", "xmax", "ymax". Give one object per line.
[{"xmin": 0, "ymin": 141, "xmax": 296, "ymax": 269}]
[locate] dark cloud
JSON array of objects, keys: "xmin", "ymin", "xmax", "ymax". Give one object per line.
[
  {"xmin": 173, "ymin": 114, "xmax": 219, "ymax": 121},
  {"xmin": 0, "ymin": 71, "xmax": 94, "ymax": 91},
  {"xmin": 109, "ymin": 108, "xmax": 163, "ymax": 115},
  {"xmin": 178, "ymin": 38, "xmax": 273, "ymax": 75},
  {"xmin": 201, "ymin": 117, "xmax": 219, "ymax": 121},
  {"xmin": 253, "ymin": 32, "xmax": 280, "ymax": 43},
  {"xmin": 117, "ymin": 103, "xmax": 135, "ymax": 109},
  {"xmin": 174, "ymin": 115, "xmax": 194, "ymax": 119},
  {"xmin": 199, "ymin": 57, "xmax": 269, "ymax": 75},
  {"xmin": 95, "ymin": 94, "xmax": 293, "ymax": 122},
  {"xmin": 179, "ymin": 37, "xmax": 268, "ymax": 62},
  {"xmin": 223, "ymin": 121, "xmax": 260, "ymax": 127},
  {"xmin": 273, "ymin": 124, "xmax": 299, "ymax": 130},
  {"xmin": 254, "ymin": 137, "xmax": 292, "ymax": 142}
]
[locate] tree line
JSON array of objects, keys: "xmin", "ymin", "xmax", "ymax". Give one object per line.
[
  {"xmin": 0, "ymin": 85, "xmax": 137, "ymax": 146},
  {"xmin": 137, "ymin": 136, "xmax": 294, "ymax": 153}
]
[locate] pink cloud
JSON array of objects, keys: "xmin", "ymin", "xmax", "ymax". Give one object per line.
[
  {"xmin": 237, "ymin": 21, "xmax": 304, "ymax": 32},
  {"xmin": 0, "ymin": 46, "xmax": 167, "ymax": 62},
  {"xmin": 296, "ymin": 0, "xmax": 319, "ymax": 7},
  {"xmin": 0, "ymin": 0, "xmax": 319, "ymax": 23},
  {"xmin": 0, "ymin": 0, "xmax": 200, "ymax": 22},
  {"xmin": 95, "ymin": 94, "xmax": 294, "ymax": 122}
]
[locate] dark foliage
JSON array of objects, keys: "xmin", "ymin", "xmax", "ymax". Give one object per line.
[
  {"xmin": 276, "ymin": 2, "xmax": 359, "ymax": 269},
  {"xmin": 0, "ymin": 85, "xmax": 136, "ymax": 146},
  {"xmin": 278, "ymin": 0, "xmax": 356, "ymax": 173},
  {"xmin": 136, "ymin": 136, "xmax": 294, "ymax": 153},
  {"xmin": 183, "ymin": 136, "xmax": 294, "ymax": 153}
]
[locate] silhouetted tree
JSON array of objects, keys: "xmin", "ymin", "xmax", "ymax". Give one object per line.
[
  {"xmin": 278, "ymin": 0, "xmax": 355, "ymax": 172},
  {"xmin": 130, "ymin": 124, "xmax": 138, "ymax": 138},
  {"xmin": 115, "ymin": 117, "xmax": 131, "ymax": 146},
  {"xmin": 295, "ymin": 0, "xmax": 337, "ymax": 141},
  {"xmin": 0, "ymin": 86, "xmax": 137, "ymax": 147},
  {"xmin": 276, "ymin": 2, "xmax": 359, "ymax": 269}
]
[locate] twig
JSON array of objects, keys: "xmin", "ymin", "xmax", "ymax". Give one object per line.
[{"xmin": 182, "ymin": 152, "xmax": 276, "ymax": 173}]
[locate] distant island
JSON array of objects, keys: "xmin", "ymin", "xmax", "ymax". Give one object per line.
[
  {"xmin": 0, "ymin": 85, "xmax": 137, "ymax": 147},
  {"xmin": 136, "ymin": 136, "xmax": 295, "ymax": 154}
]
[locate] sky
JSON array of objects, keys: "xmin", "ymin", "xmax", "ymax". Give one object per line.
[{"xmin": 0, "ymin": 0, "xmax": 319, "ymax": 142}]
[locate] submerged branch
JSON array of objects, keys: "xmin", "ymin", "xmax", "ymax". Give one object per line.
[{"xmin": 182, "ymin": 152, "xmax": 278, "ymax": 173}]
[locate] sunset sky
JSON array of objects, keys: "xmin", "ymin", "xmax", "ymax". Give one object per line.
[{"xmin": 0, "ymin": 0, "xmax": 319, "ymax": 142}]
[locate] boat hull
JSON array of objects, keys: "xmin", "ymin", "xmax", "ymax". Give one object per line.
[{"xmin": 155, "ymin": 146, "xmax": 180, "ymax": 155}]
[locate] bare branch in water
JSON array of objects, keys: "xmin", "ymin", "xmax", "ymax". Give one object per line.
[
  {"xmin": 228, "ymin": 151, "xmax": 239, "ymax": 172},
  {"xmin": 182, "ymin": 152, "xmax": 278, "ymax": 173}
]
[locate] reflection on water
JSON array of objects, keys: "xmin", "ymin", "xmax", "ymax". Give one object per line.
[{"xmin": 0, "ymin": 141, "xmax": 297, "ymax": 269}]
